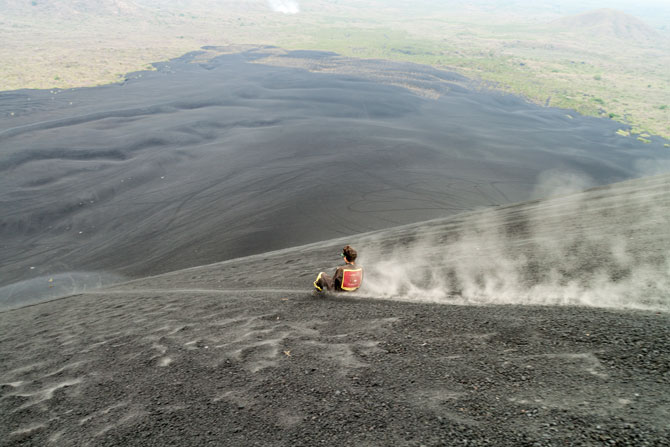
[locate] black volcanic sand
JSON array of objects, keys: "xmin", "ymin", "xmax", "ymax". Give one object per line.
[
  {"xmin": 1, "ymin": 291, "xmax": 668, "ymax": 446},
  {"xmin": 1, "ymin": 46, "xmax": 669, "ymax": 291},
  {"xmin": 1, "ymin": 175, "xmax": 669, "ymax": 446},
  {"xmin": 121, "ymin": 173, "xmax": 670, "ymax": 312}
]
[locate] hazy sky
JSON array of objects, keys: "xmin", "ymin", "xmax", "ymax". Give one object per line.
[
  {"xmin": 511, "ymin": 0, "xmax": 669, "ymax": 26},
  {"xmin": 262, "ymin": 0, "xmax": 669, "ymax": 28}
]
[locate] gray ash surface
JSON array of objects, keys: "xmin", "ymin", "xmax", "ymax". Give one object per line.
[{"xmin": 1, "ymin": 290, "xmax": 668, "ymax": 446}]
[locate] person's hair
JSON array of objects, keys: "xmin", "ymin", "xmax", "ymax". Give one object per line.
[{"xmin": 342, "ymin": 245, "xmax": 357, "ymax": 261}]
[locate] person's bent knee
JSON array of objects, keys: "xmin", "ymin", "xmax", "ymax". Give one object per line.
[{"xmin": 314, "ymin": 272, "xmax": 326, "ymax": 291}]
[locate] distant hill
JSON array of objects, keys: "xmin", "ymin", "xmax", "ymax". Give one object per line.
[
  {"xmin": 550, "ymin": 8, "xmax": 660, "ymax": 42},
  {"xmin": 0, "ymin": 0, "xmax": 146, "ymax": 17},
  {"xmin": 0, "ymin": 0, "xmax": 265, "ymax": 18}
]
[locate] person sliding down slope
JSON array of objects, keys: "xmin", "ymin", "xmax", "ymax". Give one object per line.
[{"xmin": 313, "ymin": 245, "xmax": 363, "ymax": 293}]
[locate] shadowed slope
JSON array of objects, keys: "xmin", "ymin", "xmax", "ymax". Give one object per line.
[
  {"xmin": 126, "ymin": 173, "xmax": 670, "ymax": 312},
  {"xmin": 2, "ymin": 48, "xmax": 668, "ymax": 294}
]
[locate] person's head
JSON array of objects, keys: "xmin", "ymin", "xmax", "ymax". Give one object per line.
[{"xmin": 341, "ymin": 245, "xmax": 357, "ymax": 263}]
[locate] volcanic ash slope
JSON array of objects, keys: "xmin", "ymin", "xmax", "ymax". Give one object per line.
[
  {"xmin": 133, "ymin": 172, "xmax": 670, "ymax": 311},
  {"xmin": 3, "ymin": 47, "xmax": 669, "ymax": 290},
  {"xmin": 1, "ymin": 174, "xmax": 669, "ymax": 446}
]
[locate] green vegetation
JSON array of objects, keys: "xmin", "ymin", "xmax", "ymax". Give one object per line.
[
  {"xmin": 2, "ymin": 2, "xmax": 670, "ymax": 138},
  {"xmin": 277, "ymin": 15, "xmax": 670, "ymax": 138},
  {"xmin": 616, "ymin": 129, "xmax": 630, "ymax": 137}
]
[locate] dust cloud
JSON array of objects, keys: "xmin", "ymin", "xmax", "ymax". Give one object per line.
[
  {"xmin": 0, "ymin": 272, "xmax": 125, "ymax": 311},
  {"xmin": 267, "ymin": 0, "xmax": 299, "ymax": 14},
  {"xmin": 359, "ymin": 174, "xmax": 670, "ymax": 311},
  {"xmin": 530, "ymin": 170, "xmax": 596, "ymax": 200}
]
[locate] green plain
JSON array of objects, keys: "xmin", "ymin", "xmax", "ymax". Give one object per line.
[{"xmin": 2, "ymin": 2, "xmax": 669, "ymax": 138}]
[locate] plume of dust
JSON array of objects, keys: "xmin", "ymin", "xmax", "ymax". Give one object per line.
[
  {"xmin": 357, "ymin": 173, "xmax": 670, "ymax": 312},
  {"xmin": 0, "ymin": 271, "xmax": 125, "ymax": 311},
  {"xmin": 267, "ymin": 0, "xmax": 299, "ymax": 14},
  {"xmin": 530, "ymin": 169, "xmax": 595, "ymax": 199}
]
